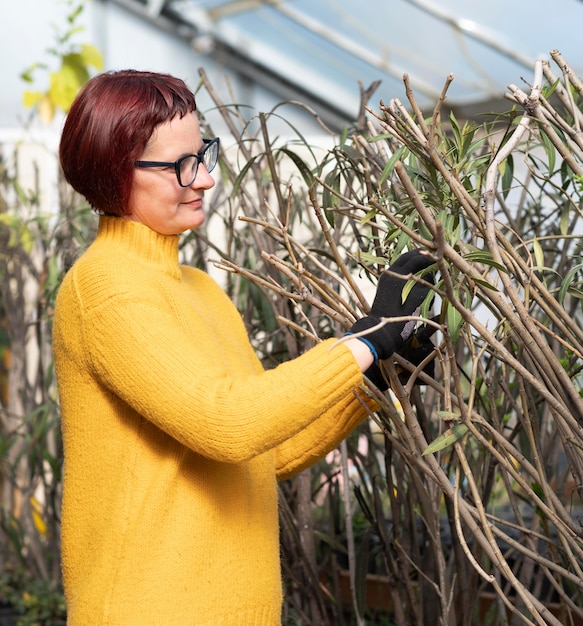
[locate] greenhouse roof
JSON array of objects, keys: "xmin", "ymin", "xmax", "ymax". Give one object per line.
[{"xmin": 112, "ymin": 0, "xmax": 583, "ymax": 124}]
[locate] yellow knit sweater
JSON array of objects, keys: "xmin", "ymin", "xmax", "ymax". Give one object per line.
[{"xmin": 52, "ymin": 216, "xmax": 369, "ymax": 625}]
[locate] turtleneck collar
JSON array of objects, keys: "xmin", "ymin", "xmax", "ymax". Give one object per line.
[{"xmin": 96, "ymin": 216, "xmax": 182, "ymax": 279}]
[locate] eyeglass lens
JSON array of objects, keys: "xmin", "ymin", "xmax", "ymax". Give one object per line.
[{"xmin": 178, "ymin": 141, "xmax": 219, "ymax": 187}]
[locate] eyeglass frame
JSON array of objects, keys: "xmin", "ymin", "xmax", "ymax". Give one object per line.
[{"xmin": 134, "ymin": 137, "xmax": 220, "ymax": 187}]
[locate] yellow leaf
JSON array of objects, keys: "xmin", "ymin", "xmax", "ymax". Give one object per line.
[
  {"xmin": 49, "ymin": 65, "xmax": 83, "ymax": 112},
  {"xmin": 29, "ymin": 496, "xmax": 48, "ymax": 537},
  {"xmin": 80, "ymin": 43, "xmax": 104, "ymax": 71},
  {"xmin": 38, "ymin": 94, "xmax": 55, "ymax": 124},
  {"xmin": 23, "ymin": 90, "xmax": 43, "ymax": 108}
]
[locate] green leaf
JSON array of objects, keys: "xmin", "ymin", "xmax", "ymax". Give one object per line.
[
  {"xmin": 531, "ymin": 481, "xmax": 546, "ymax": 503},
  {"xmin": 542, "ymin": 76, "xmax": 560, "ymax": 99},
  {"xmin": 423, "ymin": 423, "xmax": 469, "ymax": 456},
  {"xmin": 358, "ymin": 208, "xmax": 378, "ymax": 226},
  {"xmin": 20, "ymin": 62, "xmax": 47, "ymax": 83},
  {"xmin": 379, "ymin": 146, "xmax": 406, "ymax": 185},
  {"xmin": 447, "ymin": 304, "xmax": 462, "ymax": 345},
  {"xmin": 532, "ymin": 237, "xmax": 544, "ymax": 270},
  {"xmin": 540, "ymin": 131, "xmax": 556, "ymax": 174},
  {"xmin": 277, "ymin": 147, "xmax": 314, "ymax": 187},
  {"xmin": 368, "ymin": 133, "xmax": 393, "ymax": 143},
  {"xmin": 231, "ymin": 155, "xmax": 259, "ymax": 198},
  {"xmin": 500, "ymin": 154, "xmax": 514, "ymax": 199},
  {"xmin": 400, "ymin": 263, "xmax": 434, "ymax": 304},
  {"xmin": 463, "ymin": 250, "xmax": 509, "ymax": 273},
  {"xmin": 358, "ymin": 250, "xmax": 386, "ymax": 266},
  {"xmin": 559, "ymin": 262, "xmax": 583, "ymax": 304},
  {"xmin": 473, "ymin": 277, "xmax": 499, "ymax": 291},
  {"xmin": 67, "ymin": 3, "xmax": 84, "ymax": 25},
  {"xmin": 442, "ymin": 291, "xmax": 464, "ymax": 345},
  {"xmin": 418, "ymin": 218, "xmax": 434, "ymax": 241},
  {"xmin": 323, "ymin": 208, "xmax": 335, "ymax": 228},
  {"xmin": 322, "ymin": 171, "xmax": 341, "ymax": 226},
  {"xmin": 559, "ymin": 204, "xmax": 570, "ymax": 236}
]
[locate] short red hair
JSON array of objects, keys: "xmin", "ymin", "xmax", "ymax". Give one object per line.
[{"xmin": 59, "ymin": 70, "xmax": 197, "ymax": 216}]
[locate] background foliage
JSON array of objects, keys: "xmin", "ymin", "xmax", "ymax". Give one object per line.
[
  {"xmin": 194, "ymin": 52, "xmax": 583, "ymax": 626},
  {"xmin": 0, "ymin": 3, "xmax": 97, "ymax": 623}
]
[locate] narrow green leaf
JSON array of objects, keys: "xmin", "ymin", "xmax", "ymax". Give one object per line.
[
  {"xmin": 540, "ymin": 131, "xmax": 556, "ymax": 174},
  {"xmin": 358, "ymin": 251, "xmax": 387, "ymax": 266},
  {"xmin": 500, "ymin": 154, "xmax": 514, "ymax": 199},
  {"xmin": 542, "ymin": 76, "xmax": 560, "ymax": 99},
  {"xmin": 20, "ymin": 62, "xmax": 48, "ymax": 83},
  {"xmin": 445, "ymin": 299, "xmax": 463, "ymax": 345},
  {"xmin": 532, "ymin": 237, "xmax": 545, "ymax": 269},
  {"xmin": 277, "ymin": 147, "xmax": 314, "ymax": 187},
  {"xmin": 231, "ymin": 155, "xmax": 259, "ymax": 198},
  {"xmin": 560, "ymin": 204, "xmax": 570, "ymax": 236},
  {"xmin": 423, "ymin": 423, "xmax": 469, "ymax": 456},
  {"xmin": 322, "ymin": 171, "xmax": 341, "ymax": 226},
  {"xmin": 400, "ymin": 264, "xmax": 434, "ymax": 304},
  {"xmin": 473, "ymin": 277, "xmax": 499, "ymax": 291},
  {"xmin": 358, "ymin": 208, "xmax": 378, "ymax": 226},
  {"xmin": 463, "ymin": 251, "xmax": 509, "ymax": 273},
  {"xmin": 368, "ymin": 133, "xmax": 395, "ymax": 143},
  {"xmin": 559, "ymin": 262, "xmax": 583, "ymax": 304},
  {"xmin": 323, "ymin": 208, "xmax": 335, "ymax": 228},
  {"xmin": 379, "ymin": 146, "xmax": 406, "ymax": 185},
  {"xmin": 401, "ymin": 278, "xmax": 415, "ymax": 304}
]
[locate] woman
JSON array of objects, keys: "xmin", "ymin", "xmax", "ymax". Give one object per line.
[{"xmin": 53, "ymin": 69, "xmax": 433, "ymax": 625}]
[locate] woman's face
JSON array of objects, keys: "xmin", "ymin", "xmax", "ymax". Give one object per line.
[{"xmin": 127, "ymin": 112, "xmax": 215, "ymax": 235}]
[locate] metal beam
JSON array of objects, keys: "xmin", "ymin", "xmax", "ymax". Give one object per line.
[
  {"xmin": 105, "ymin": 0, "xmax": 197, "ymax": 38},
  {"xmin": 106, "ymin": 0, "xmax": 358, "ymax": 129},
  {"xmin": 144, "ymin": 0, "xmax": 169, "ymax": 17}
]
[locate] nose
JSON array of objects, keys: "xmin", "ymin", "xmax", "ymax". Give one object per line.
[{"xmin": 191, "ymin": 164, "xmax": 216, "ymax": 190}]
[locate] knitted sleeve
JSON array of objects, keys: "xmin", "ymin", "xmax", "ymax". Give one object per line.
[
  {"xmin": 274, "ymin": 388, "xmax": 373, "ymax": 479},
  {"xmin": 63, "ymin": 274, "xmax": 365, "ymax": 464}
]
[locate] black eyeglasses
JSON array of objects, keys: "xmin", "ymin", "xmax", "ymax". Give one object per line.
[{"xmin": 134, "ymin": 137, "xmax": 220, "ymax": 187}]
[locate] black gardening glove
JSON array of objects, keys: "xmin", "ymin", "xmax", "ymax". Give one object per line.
[
  {"xmin": 396, "ymin": 317, "xmax": 439, "ymax": 385},
  {"xmin": 364, "ymin": 321, "xmax": 437, "ymax": 391},
  {"xmin": 349, "ymin": 249, "xmax": 434, "ymax": 363}
]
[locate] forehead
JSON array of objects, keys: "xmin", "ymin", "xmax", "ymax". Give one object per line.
[{"xmin": 143, "ymin": 112, "xmax": 201, "ymax": 156}]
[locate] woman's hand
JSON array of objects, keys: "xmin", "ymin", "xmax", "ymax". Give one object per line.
[{"xmin": 349, "ymin": 249, "xmax": 434, "ymax": 363}]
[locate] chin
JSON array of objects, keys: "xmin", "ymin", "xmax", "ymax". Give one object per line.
[{"xmin": 185, "ymin": 214, "xmax": 205, "ymax": 232}]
